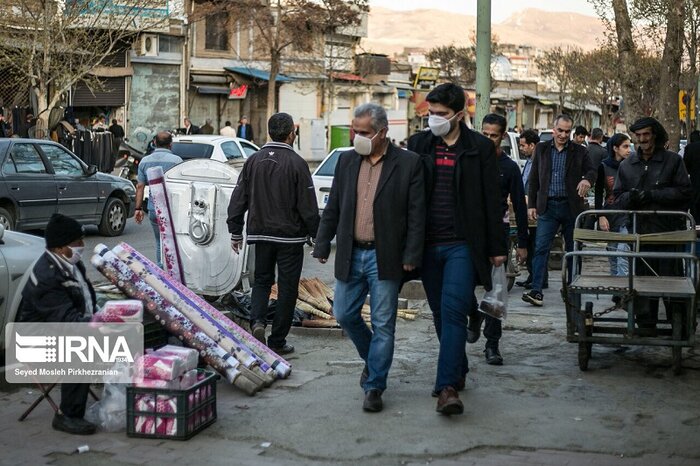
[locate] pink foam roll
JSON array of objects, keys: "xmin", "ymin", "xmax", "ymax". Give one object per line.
[
  {"xmin": 157, "ymin": 345, "xmax": 199, "ymax": 372},
  {"xmin": 147, "ymin": 166, "xmax": 184, "ymax": 283},
  {"xmin": 136, "ymin": 354, "xmax": 185, "ymax": 381}
]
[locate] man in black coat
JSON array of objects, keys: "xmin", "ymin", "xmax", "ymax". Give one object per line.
[
  {"xmin": 408, "ymin": 83, "xmax": 506, "ymax": 416},
  {"xmin": 237, "ymin": 116, "xmax": 254, "ymax": 142},
  {"xmin": 478, "ymin": 113, "xmax": 528, "ymax": 366},
  {"xmin": 18, "ymin": 214, "xmax": 97, "ymax": 435},
  {"xmin": 228, "ymin": 113, "xmax": 319, "ymax": 355},
  {"xmin": 523, "ymin": 114, "xmax": 596, "ymax": 307},
  {"xmin": 313, "ymin": 103, "xmax": 425, "ymax": 413},
  {"xmin": 613, "ymin": 117, "xmax": 692, "ymax": 333}
]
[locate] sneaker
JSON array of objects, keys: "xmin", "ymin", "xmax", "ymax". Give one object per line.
[
  {"xmin": 522, "ymin": 290, "xmax": 544, "ymax": 306},
  {"xmin": 362, "ymin": 389, "xmax": 383, "ymax": 412},
  {"xmin": 52, "ymin": 414, "xmax": 96, "ymax": 435},
  {"xmin": 436, "ymin": 386, "xmax": 464, "ymax": 416},
  {"xmin": 269, "ymin": 344, "xmax": 295, "ymax": 355},
  {"xmin": 251, "ymin": 324, "xmax": 266, "ymax": 345},
  {"xmin": 466, "ymin": 312, "xmax": 484, "ymax": 343},
  {"xmin": 485, "ymin": 347, "xmax": 504, "ymax": 365},
  {"xmin": 515, "ymin": 278, "xmax": 532, "ymax": 288}
]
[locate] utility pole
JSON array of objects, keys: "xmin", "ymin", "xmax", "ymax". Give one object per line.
[{"xmin": 475, "ymin": 0, "xmax": 491, "ymax": 129}]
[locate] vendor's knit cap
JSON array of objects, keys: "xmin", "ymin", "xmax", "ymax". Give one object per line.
[
  {"xmin": 629, "ymin": 116, "xmax": 668, "ymax": 149},
  {"xmin": 45, "ymin": 213, "xmax": 84, "ymax": 248}
]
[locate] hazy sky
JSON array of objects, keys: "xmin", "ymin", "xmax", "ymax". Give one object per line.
[{"xmin": 369, "ymin": 0, "xmax": 596, "ymax": 23}]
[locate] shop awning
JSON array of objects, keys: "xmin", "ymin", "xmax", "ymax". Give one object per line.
[
  {"xmin": 224, "ymin": 66, "xmax": 292, "ymax": 83},
  {"xmin": 194, "ymin": 85, "xmax": 230, "ymax": 95}
]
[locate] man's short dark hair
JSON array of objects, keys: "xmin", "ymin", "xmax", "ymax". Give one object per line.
[
  {"xmin": 482, "ymin": 113, "xmax": 507, "ymax": 134},
  {"xmin": 225, "ymin": 121, "xmax": 232, "ymax": 127},
  {"xmin": 268, "ymin": 113, "xmax": 294, "ymax": 142},
  {"xmin": 155, "ymin": 131, "xmax": 173, "ymax": 148},
  {"xmin": 553, "ymin": 114, "xmax": 574, "ymax": 126},
  {"xmin": 591, "ymin": 128, "xmax": 604, "ymax": 140},
  {"xmin": 574, "ymin": 125, "xmax": 589, "ymax": 137},
  {"xmin": 111, "ymin": 119, "xmax": 118, "ymax": 125},
  {"xmin": 426, "ymin": 83, "xmax": 466, "ymax": 114},
  {"xmin": 520, "ymin": 129, "xmax": 540, "ymax": 145},
  {"xmin": 690, "ymin": 130, "xmax": 700, "ymax": 144}
]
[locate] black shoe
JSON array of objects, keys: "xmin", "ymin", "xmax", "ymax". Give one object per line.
[
  {"xmin": 612, "ymin": 296, "xmax": 622, "ymax": 307},
  {"xmin": 52, "ymin": 414, "xmax": 96, "ymax": 435},
  {"xmin": 359, "ymin": 364, "xmax": 369, "ymax": 387},
  {"xmin": 485, "ymin": 347, "xmax": 503, "ymax": 365},
  {"xmin": 522, "ymin": 290, "xmax": 544, "ymax": 307},
  {"xmin": 466, "ymin": 312, "xmax": 484, "ymax": 344},
  {"xmin": 524, "ymin": 282, "xmax": 533, "ymax": 290},
  {"xmin": 251, "ymin": 324, "xmax": 266, "ymax": 345},
  {"xmin": 270, "ymin": 344, "xmax": 294, "ymax": 355},
  {"xmin": 515, "ymin": 279, "xmax": 531, "ymax": 288},
  {"xmin": 362, "ymin": 389, "xmax": 383, "ymax": 412}
]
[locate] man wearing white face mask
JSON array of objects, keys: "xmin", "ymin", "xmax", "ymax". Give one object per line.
[
  {"xmin": 18, "ymin": 213, "xmax": 98, "ymax": 435},
  {"xmin": 314, "ymin": 103, "xmax": 425, "ymax": 413},
  {"xmin": 408, "ymin": 83, "xmax": 507, "ymax": 416}
]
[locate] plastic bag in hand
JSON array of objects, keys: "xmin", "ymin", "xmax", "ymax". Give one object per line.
[{"xmin": 478, "ymin": 265, "xmax": 508, "ymax": 321}]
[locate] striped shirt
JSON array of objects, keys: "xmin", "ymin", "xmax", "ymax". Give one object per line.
[
  {"xmin": 548, "ymin": 143, "xmax": 568, "ymax": 198},
  {"xmin": 427, "ymin": 144, "xmax": 464, "ymax": 244}
]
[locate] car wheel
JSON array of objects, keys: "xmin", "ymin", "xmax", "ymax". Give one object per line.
[
  {"xmin": 0, "ymin": 207, "xmax": 15, "ymax": 230},
  {"xmin": 99, "ymin": 197, "xmax": 127, "ymax": 236}
]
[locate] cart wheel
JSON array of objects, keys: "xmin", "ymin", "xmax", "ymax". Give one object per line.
[
  {"xmin": 672, "ymin": 347, "xmax": 682, "ymax": 375},
  {"xmin": 578, "ymin": 342, "xmax": 589, "ymax": 371}
]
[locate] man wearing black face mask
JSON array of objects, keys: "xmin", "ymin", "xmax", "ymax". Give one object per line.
[
  {"xmin": 313, "ymin": 103, "xmax": 425, "ymax": 413},
  {"xmin": 228, "ymin": 112, "xmax": 320, "ymax": 355},
  {"xmin": 408, "ymin": 83, "xmax": 506, "ymax": 416},
  {"xmin": 18, "ymin": 213, "xmax": 97, "ymax": 435}
]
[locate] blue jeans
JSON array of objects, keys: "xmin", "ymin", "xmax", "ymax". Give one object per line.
[
  {"xmin": 609, "ymin": 226, "xmax": 630, "ymax": 276},
  {"xmin": 148, "ymin": 212, "xmax": 163, "ymax": 269},
  {"xmin": 532, "ymin": 199, "xmax": 575, "ymax": 292},
  {"xmin": 421, "ymin": 244, "xmax": 475, "ymax": 392},
  {"xmin": 333, "ymin": 248, "xmax": 400, "ymax": 393}
]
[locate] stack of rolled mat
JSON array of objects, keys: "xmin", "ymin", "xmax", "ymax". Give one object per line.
[{"xmin": 91, "ymin": 242, "xmax": 291, "ymax": 396}]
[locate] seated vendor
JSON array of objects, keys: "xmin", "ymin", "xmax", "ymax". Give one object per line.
[{"xmin": 18, "ymin": 213, "xmax": 97, "ymax": 435}]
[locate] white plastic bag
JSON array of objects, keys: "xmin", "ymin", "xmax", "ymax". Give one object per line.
[
  {"xmin": 85, "ymin": 362, "xmax": 128, "ymax": 432},
  {"xmin": 479, "ymin": 265, "xmax": 508, "ymax": 321}
]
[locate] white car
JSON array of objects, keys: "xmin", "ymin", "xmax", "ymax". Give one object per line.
[
  {"xmin": 311, "ymin": 146, "xmax": 352, "ymax": 213},
  {"xmin": 170, "ymin": 135, "xmax": 259, "ymax": 170},
  {"xmin": 0, "ymin": 225, "xmax": 45, "ymax": 348}
]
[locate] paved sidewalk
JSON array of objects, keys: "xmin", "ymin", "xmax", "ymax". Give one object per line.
[{"xmin": 1, "ymin": 272, "xmax": 699, "ymax": 465}]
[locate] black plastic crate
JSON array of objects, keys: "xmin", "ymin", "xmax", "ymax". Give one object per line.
[{"xmin": 126, "ymin": 369, "xmax": 219, "ymax": 440}]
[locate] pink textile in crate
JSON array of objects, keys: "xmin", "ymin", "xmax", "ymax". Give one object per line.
[
  {"xmin": 157, "ymin": 345, "xmax": 199, "ymax": 372},
  {"xmin": 179, "ymin": 369, "xmax": 198, "ymax": 390},
  {"xmin": 91, "ymin": 300, "xmax": 143, "ymax": 324},
  {"xmin": 136, "ymin": 354, "xmax": 186, "ymax": 381},
  {"xmin": 133, "ymin": 378, "xmax": 179, "ymax": 389}
]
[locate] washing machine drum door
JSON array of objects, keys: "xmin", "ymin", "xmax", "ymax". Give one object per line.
[{"xmin": 164, "ymin": 159, "xmax": 244, "ymax": 296}]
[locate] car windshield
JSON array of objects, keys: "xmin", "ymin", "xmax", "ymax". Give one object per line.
[
  {"xmin": 315, "ymin": 149, "xmax": 345, "ymax": 177},
  {"xmin": 171, "ymin": 143, "xmax": 214, "ymax": 160}
]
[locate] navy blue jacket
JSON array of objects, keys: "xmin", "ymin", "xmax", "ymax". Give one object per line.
[{"xmin": 18, "ymin": 252, "xmax": 95, "ymax": 323}]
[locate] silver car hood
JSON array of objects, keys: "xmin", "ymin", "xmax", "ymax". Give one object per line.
[{"xmin": 164, "ymin": 159, "xmax": 245, "ymax": 296}]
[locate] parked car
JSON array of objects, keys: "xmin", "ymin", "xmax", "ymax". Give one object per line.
[
  {"xmin": 170, "ymin": 135, "xmax": 260, "ymax": 170},
  {"xmin": 311, "ymin": 146, "xmax": 352, "ymax": 213},
  {"xmin": 539, "ymin": 129, "xmax": 554, "ymax": 143},
  {"xmin": 0, "ymin": 138, "xmax": 136, "ymax": 236},
  {"xmin": 0, "ymin": 225, "xmax": 45, "ymax": 348}
]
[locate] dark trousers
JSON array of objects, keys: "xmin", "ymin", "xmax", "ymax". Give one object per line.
[
  {"xmin": 250, "ymin": 242, "xmax": 304, "ymax": 348},
  {"xmin": 635, "ymin": 243, "xmax": 685, "ymax": 327},
  {"xmin": 525, "ymin": 226, "xmax": 537, "ymax": 281},
  {"xmin": 60, "ymin": 383, "xmax": 90, "ymax": 418}
]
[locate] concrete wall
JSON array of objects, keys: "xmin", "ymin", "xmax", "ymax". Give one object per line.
[{"xmin": 129, "ymin": 63, "xmax": 180, "ymax": 142}]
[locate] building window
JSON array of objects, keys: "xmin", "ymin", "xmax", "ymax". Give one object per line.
[
  {"xmin": 205, "ymin": 14, "xmax": 229, "ymax": 51},
  {"xmin": 159, "ymin": 35, "xmax": 180, "ymax": 54}
]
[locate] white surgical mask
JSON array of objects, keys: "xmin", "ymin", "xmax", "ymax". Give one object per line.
[
  {"xmin": 67, "ymin": 246, "xmax": 84, "ymax": 264},
  {"xmin": 428, "ymin": 113, "xmax": 460, "ymax": 137},
  {"xmin": 353, "ymin": 130, "xmax": 382, "ymax": 156}
]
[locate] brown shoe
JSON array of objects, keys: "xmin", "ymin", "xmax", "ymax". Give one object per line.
[
  {"xmin": 431, "ymin": 375, "xmax": 465, "ymax": 397},
  {"xmin": 436, "ymin": 386, "xmax": 464, "ymax": 416}
]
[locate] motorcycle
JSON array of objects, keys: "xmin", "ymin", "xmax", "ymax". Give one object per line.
[{"xmin": 113, "ymin": 139, "xmax": 145, "ymax": 184}]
